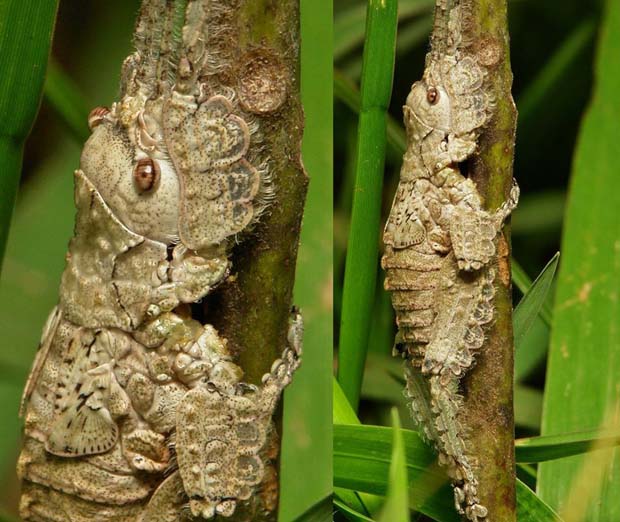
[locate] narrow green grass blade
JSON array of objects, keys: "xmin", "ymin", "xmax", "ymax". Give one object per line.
[
  {"xmin": 512, "ymin": 257, "xmax": 553, "ymax": 327},
  {"xmin": 538, "ymin": 1, "xmax": 620, "ymax": 518},
  {"xmin": 378, "ymin": 409, "xmax": 409, "ymax": 522},
  {"xmin": 512, "ymin": 252, "xmax": 560, "ymax": 360},
  {"xmin": 334, "ymin": 423, "xmax": 456, "ymax": 522},
  {"xmin": 334, "ymin": 70, "xmax": 406, "ymax": 162},
  {"xmin": 517, "ymin": 429, "xmax": 620, "ymax": 464},
  {"xmin": 333, "ymin": 377, "xmax": 383, "ymax": 517},
  {"xmin": 341, "ymin": 15, "xmax": 433, "ymax": 79},
  {"xmin": 279, "ymin": 0, "xmax": 333, "ymax": 518},
  {"xmin": 44, "ymin": 60, "xmax": 90, "ymax": 143},
  {"xmin": 335, "ymin": 489, "xmax": 374, "ymax": 521},
  {"xmin": 334, "ymin": 424, "xmax": 565, "ymax": 521},
  {"xmin": 292, "ymin": 494, "xmax": 334, "ymax": 522},
  {"xmin": 335, "ymin": 497, "xmax": 377, "ymax": 522},
  {"xmin": 516, "ymin": 481, "xmax": 563, "ymax": 522},
  {"xmin": 0, "ymin": 0, "xmax": 59, "ymax": 270},
  {"xmin": 337, "ymin": 0, "xmax": 397, "ymax": 410},
  {"xmin": 334, "ymin": 376, "xmax": 362, "ymax": 425}
]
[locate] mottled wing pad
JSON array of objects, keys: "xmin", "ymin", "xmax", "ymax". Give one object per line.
[{"xmin": 164, "ymin": 93, "xmax": 260, "ymax": 249}]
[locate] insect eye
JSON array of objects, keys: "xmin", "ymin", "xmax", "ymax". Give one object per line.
[
  {"xmin": 133, "ymin": 158, "xmax": 160, "ymax": 193},
  {"xmin": 426, "ymin": 87, "xmax": 439, "ymax": 105}
]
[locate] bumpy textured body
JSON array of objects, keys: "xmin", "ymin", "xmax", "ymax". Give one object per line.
[
  {"xmin": 382, "ymin": 2, "xmax": 518, "ymax": 521},
  {"xmin": 18, "ymin": 1, "xmax": 301, "ymax": 520}
]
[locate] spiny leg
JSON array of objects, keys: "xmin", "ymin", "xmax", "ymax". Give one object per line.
[{"xmin": 429, "ymin": 375, "xmax": 487, "ymax": 521}]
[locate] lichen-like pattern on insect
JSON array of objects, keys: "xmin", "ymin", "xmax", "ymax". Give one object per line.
[
  {"xmin": 18, "ymin": 1, "xmax": 300, "ymax": 520},
  {"xmin": 381, "ymin": 3, "xmax": 518, "ymax": 520}
]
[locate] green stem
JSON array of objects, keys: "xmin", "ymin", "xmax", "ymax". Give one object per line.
[
  {"xmin": 337, "ymin": 0, "xmax": 398, "ymax": 411},
  {"xmin": 0, "ymin": 0, "xmax": 59, "ymax": 272}
]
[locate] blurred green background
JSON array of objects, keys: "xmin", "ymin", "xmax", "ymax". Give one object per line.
[{"xmin": 0, "ymin": 1, "xmax": 331, "ymax": 520}]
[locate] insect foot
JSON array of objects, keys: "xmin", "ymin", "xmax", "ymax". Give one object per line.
[{"xmin": 173, "ymin": 311, "xmax": 303, "ymax": 519}]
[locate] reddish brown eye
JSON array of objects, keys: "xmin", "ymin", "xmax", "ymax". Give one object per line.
[
  {"xmin": 134, "ymin": 158, "xmax": 160, "ymax": 193},
  {"xmin": 88, "ymin": 106, "xmax": 110, "ymax": 130},
  {"xmin": 426, "ymin": 87, "xmax": 439, "ymax": 105}
]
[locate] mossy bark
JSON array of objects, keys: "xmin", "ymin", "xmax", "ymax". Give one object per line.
[
  {"xmin": 205, "ymin": 1, "xmax": 307, "ymax": 518},
  {"xmin": 460, "ymin": 0, "xmax": 517, "ymax": 520}
]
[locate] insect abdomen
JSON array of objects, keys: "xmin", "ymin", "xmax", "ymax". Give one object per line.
[{"xmin": 382, "ymin": 246, "xmax": 444, "ymax": 347}]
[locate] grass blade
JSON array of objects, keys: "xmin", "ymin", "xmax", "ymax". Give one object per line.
[
  {"xmin": 516, "ymin": 429, "xmax": 620, "ymax": 464},
  {"xmin": 334, "ymin": 497, "xmax": 377, "ymax": 522},
  {"xmin": 334, "ymin": 423, "xmax": 456, "ymax": 522},
  {"xmin": 378, "ymin": 410, "xmax": 409, "ymax": 522},
  {"xmin": 277, "ymin": 0, "xmax": 334, "ymax": 518},
  {"xmin": 334, "ymin": 423, "xmax": 565, "ymax": 521},
  {"xmin": 538, "ymin": 1, "xmax": 620, "ymax": 518},
  {"xmin": 513, "ymin": 252, "xmax": 558, "ymax": 346},
  {"xmin": 334, "ymin": 71, "xmax": 406, "ymax": 162},
  {"xmin": 516, "ymin": 481, "xmax": 563, "ymax": 522},
  {"xmin": 292, "ymin": 495, "xmax": 334, "ymax": 522},
  {"xmin": 337, "ymin": 0, "xmax": 398, "ymax": 410},
  {"xmin": 0, "ymin": 0, "xmax": 59, "ymax": 270}
]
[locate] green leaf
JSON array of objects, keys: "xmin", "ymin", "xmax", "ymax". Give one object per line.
[
  {"xmin": 538, "ymin": 1, "xmax": 620, "ymax": 519},
  {"xmin": 279, "ymin": 0, "xmax": 333, "ymax": 518},
  {"xmin": 378, "ymin": 410, "xmax": 409, "ymax": 522},
  {"xmin": 335, "ymin": 496, "xmax": 377, "ymax": 522},
  {"xmin": 513, "ymin": 253, "xmax": 559, "ymax": 378},
  {"xmin": 293, "ymin": 494, "xmax": 334, "ymax": 522},
  {"xmin": 516, "ymin": 481, "xmax": 563, "ymax": 522},
  {"xmin": 516, "ymin": 429, "xmax": 620, "ymax": 464},
  {"xmin": 334, "ymin": 423, "xmax": 457, "ymax": 521},
  {"xmin": 361, "ymin": 351, "xmax": 543, "ymax": 431},
  {"xmin": 335, "ymin": 489, "xmax": 374, "ymax": 521},
  {"xmin": 513, "ymin": 252, "xmax": 559, "ymax": 341},
  {"xmin": 517, "ymin": 464, "xmax": 538, "ymax": 491},
  {"xmin": 0, "ymin": 0, "xmax": 59, "ymax": 269},
  {"xmin": 514, "ymin": 384, "xmax": 543, "ymax": 431},
  {"xmin": 334, "ymin": 423, "xmax": 565, "ymax": 521},
  {"xmin": 334, "ymin": 376, "xmax": 362, "ymax": 425},
  {"xmin": 337, "ymin": 0, "xmax": 398, "ymax": 410}
]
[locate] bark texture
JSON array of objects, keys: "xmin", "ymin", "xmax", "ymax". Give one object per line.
[
  {"xmin": 205, "ymin": 1, "xmax": 307, "ymax": 518},
  {"xmin": 461, "ymin": 1, "xmax": 517, "ymax": 520}
]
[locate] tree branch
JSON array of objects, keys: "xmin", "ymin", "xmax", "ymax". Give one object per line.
[
  {"xmin": 461, "ymin": 0, "xmax": 517, "ymax": 519},
  {"xmin": 204, "ymin": 1, "xmax": 307, "ymax": 517}
]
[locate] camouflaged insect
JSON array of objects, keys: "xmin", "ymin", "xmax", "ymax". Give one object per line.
[
  {"xmin": 381, "ymin": 2, "xmax": 518, "ymax": 520},
  {"xmin": 18, "ymin": 1, "xmax": 301, "ymax": 520}
]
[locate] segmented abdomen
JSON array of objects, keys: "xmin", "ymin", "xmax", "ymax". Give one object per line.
[{"xmin": 381, "ymin": 246, "xmax": 446, "ymax": 355}]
